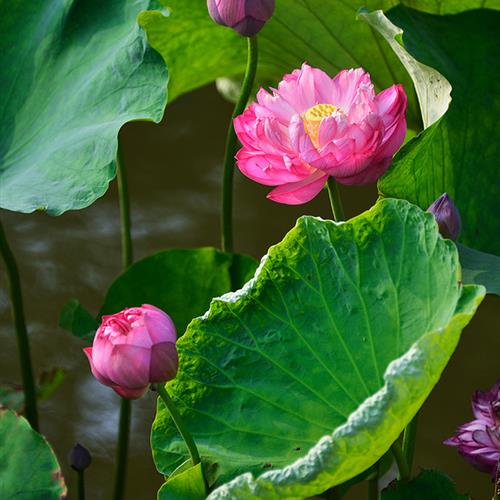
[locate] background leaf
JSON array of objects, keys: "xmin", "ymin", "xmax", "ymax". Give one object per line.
[
  {"xmin": 367, "ymin": 7, "xmax": 500, "ymax": 256},
  {"xmin": 0, "ymin": 410, "xmax": 66, "ymax": 499},
  {"xmin": 457, "ymin": 244, "xmax": 500, "ymax": 297},
  {"xmin": 0, "ymin": 0, "xmax": 167, "ymax": 214},
  {"xmin": 381, "ymin": 469, "xmax": 469, "ymax": 499},
  {"xmin": 151, "ymin": 199, "xmax": 484, "ymax": 499}
]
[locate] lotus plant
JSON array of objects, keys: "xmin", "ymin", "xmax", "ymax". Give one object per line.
[{"xmin": 427, "ymin": 192, "xmax": 462, "ymax": 240}]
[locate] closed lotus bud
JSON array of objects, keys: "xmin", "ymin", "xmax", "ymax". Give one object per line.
[
  {"xmin": 207, "ymin": 0, "xmax": 275, "ymax": 36},
  {"xmin": 427, "ymin": 192, "xmax": 461, "ymax": 240},
  {"xmin": 84, "ymin": 304, "xmax": 178, "ymax": 400},
  {"xmin": 444, "ymin": 380, "xmax": 500, "ymax": 477},
  {"xmin": 69, "ymin": 443, "xmax": 92, "ymax": 472}
]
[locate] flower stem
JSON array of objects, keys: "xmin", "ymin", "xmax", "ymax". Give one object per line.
[
  {"xmin": 113, "ymin": 398, "xmax": 131, "ymax": 500},
  {"xmin": 368, "ymin": 476, "xmax": 378, "ymax": 500},
  {"xmin": 0, "ymin": 218, "xmax": 39, "ymax": 431},
  {"xmin": 391, "ymin": 441, "xmax": 411, "ymax": 481},
  {"xmin": 77, "ymin": 470, "xmax": 85, "ymax": 500},
  {"xmin": 113, "ymin": 146, "xmax": 134, "ymax": 500},
  {"xmin": 221, "ymin": 35, "xmax": 259, "ymax": 253},
  {"xmin": 326, "ymin": 178, "xmax": 345, "ymax": 222},
  {"xmin": 116, "ymin": 147, "xmax": 133, "ymax": 269},
  {"xmin": 156, "ymin": 383, "xmax": 201, "ymax": 466},
  {"xmin": 402, "ymin": 413, "xmax": 418, "ymax": 475}
]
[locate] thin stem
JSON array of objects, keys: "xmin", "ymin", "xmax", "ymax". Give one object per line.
[
  {"xmin": 326, "ymin": 178, "xmax": 345, "ymax": 222},
  {"xmin": 391, "ymin": 441, "xmax": 411, "ymax": 481},
  {"xmin": 221, "ymin": 35, "xmax": 259, "ymax": 253},
  {"xmin": 77, "ymin": 470, "xmax": 85, "ymax": 500},
  {"xmin": 113, "ymin": 146, "xmax": 134, "ymax": 500},
  {"xmin": 113, "ymin": 398, "xmax": 131, "ymax": 500},
  {"xmin": 157, "ymin": 384, "xmax": 200, "ymax": 466},
  {"xmin": 0, "ymin": 218, "xmax": 39, "ymax": 430},
  {"xmin": 116, "ymin": 147, "xmax": 133, "ymax": 269},
  {"xmin": 368, "ymin": 460, "xmax": 379, "ymax": 500},
  {"xmin": 402, "ymin": 413, "xmax": 418, "ymax": 475}
]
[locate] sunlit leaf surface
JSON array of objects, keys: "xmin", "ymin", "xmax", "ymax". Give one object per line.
[
  {"xmin": 152, "ymin": 199, "xmax": 484, "ymax": 498},
  {"xmin": 0, "ymin": 0, "xmax": 167, "ymax": 214}
]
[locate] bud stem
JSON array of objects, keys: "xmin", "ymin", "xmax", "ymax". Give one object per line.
[
  {"xmin": 391, "ymin": 441, "xmax": 411, "ymax": 481},
  {"xmin": 77, "ymin": 469, "xmax": 86, "ymax": 500},
  {"xmin": 156, "ymin": 383, "xmax": 201, "ymax": 467},
  {"xmin": 402, "ymin": 413, "xmax": 418, "ymax": 475},
  {"xmin": 326, "ymin": 177, "xmax": 345, "ymax": 222},
  {"xmin": 0, "ymin": 218, "xmax": 39, "ymax": 431},
  {"xmin": 221, "ymin": 35, "xmax": 259, "ymax": 253},
  {"xmin": 113, "ymin": 144, "xmax": 134, "ymax": 500}
]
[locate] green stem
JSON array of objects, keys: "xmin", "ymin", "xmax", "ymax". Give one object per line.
[
  {"xmin": 116, "ymin": 147, "xmax": 133, "ymax": 269},
  {"xmin": 391, "ymin": 441, "xmax": 411, "ymax": 481},
  {"xmin": 326, "ymin": 177, "xmax": 345, "ymax": 222},
  {"xmin": 402, "ymin": 414, "xmax": 418, "ymax": 475},
  {"xmin": 0, "ymin": 218, "xmax": 39, "ymax": 430},
  {"xmin": 157, "ymin": 384, "xmax": 201, "ymax": 466},
  {"xmin": 113, "ymin": 398, "xmax": 131, "ymax": 500},
  {"xmin": 368, "ymin": 476, "xmax": 378, "ymax": 500},
  {"xmin": 113, "ymin": 147, "xmax": 134, "ymax": 500},
  {"xmin": 221, "ymin": 35, "xmax": 259, "ymax": 253},
  {"xmin": 77, "ymin": 470, "xmax": 85, "ymax": 500}
]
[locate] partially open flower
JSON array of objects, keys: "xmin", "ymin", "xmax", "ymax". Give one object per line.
[
  {"xmin": 427, "ymin": 192, "xmax": 461, "ymax": 240},
  {"xmin": 207, "ymin": 0, "xmax": 275, "ymax": 36},
  {"xmin": 84, "ymin": 305, "xmax": 178, "ymax": 399},
  {"xmin": 234, "ymin": 64, "xmax": 407, "ymax": 204},
  {"xmin": 444, "ymin": 380, "xmax": 500, "ymax": 477}
]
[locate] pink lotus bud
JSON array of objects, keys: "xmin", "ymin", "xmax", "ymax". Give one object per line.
[
  {"xmin": 427, "ymin": 192, "xmax": 461, "ymax": 240},
  {"xmin": 234, "ymin": 64, "xmax": 407, "ymax": 204},
  {"xmin": 207, "ymin": 0, "xmax": 275, "ymax": 36},
  {"xmin": 84, "ymin": 305, "xmax": 178, "ymax": 400}
]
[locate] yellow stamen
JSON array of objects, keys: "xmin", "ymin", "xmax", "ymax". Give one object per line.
[{"xmin": 303, "ymin": 103, "xmax": 338, "ymax": 148}]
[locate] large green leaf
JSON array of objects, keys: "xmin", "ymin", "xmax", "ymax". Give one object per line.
[
  {"xmin": 457, "ymin": 244, "xmax": 500, "ymax": 297},
  {"xmin": 139, "ymin": 0, "xmax": 424, "ymax": 129},
  {"xmin": 0, "ymin": 410, "xmax": 66, "ymax": 498},
  {"xmin": 367, "ymin": 8, "xmax": 500, "ymax": 256},
  {"xmin": 381, "ymin": 469, "xmax": 469, "ymax": 499},
  {"xmin": 0, "ymin": 0, "xmax": 167, "ymax": 214},
  {"xmin": 151, "ymin": 199, "xmax": 484, "ymax": 499}
]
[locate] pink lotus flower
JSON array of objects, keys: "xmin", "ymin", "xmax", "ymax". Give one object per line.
[
  {"xmin": 234, "ymin": 64, "xmax": 407, "ymax": 204},
  {"xmin": 84, "ymin": 305, "xmax": 178, "ymax": 399},
  {"xmin": 444, "ymin": 380, "xmax": 500, "ymax": 477}
]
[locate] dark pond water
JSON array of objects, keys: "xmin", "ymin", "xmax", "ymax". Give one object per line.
[{"xmin": 0, "ymin": 85, "xmax": 498, "ymax": 499}]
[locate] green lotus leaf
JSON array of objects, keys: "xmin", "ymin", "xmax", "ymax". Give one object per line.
[
  {"xmin": 0, "ymin": 0, "xmax": 167, "ymax": 214},
  {"xmin": 0, "ymin": 410, "xmax": 66, "ymax": 499},
  {"xmin": 457, "ymin": 244, "xmax": 500, "ymax": 297},
  {"xmin": 151, "ymin": 199, "xmax": 484, "ymax": 499},
  {"xmin": 381, "ymin": 469, "xmax": 469, "ymax": 499},
  {"xmin": 365, "ymin": 8, "xmax": 500, "ymax": 256}
]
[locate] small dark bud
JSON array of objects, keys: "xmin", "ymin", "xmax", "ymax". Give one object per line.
[
  {"xmin": 427, "ymin": 192, "xmax": 461, "ymax": 240},
  {"xmin": 68, "ymin": 443, "xmax": 92, "ymax": 472}
]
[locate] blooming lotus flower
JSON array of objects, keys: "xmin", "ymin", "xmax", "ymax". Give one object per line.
[
  {"xmin": 234, "ymin": 64, "xmax": 407, "ymax": 204},
  {"xmin": 84, "ymin": 305, "xmax": 178, "ymax": 399},
  {"xmin": 207, "ymin": 0, "xmax": 275, "ymax": 36},
  {"xmin": 444, "ymin": 380, "xmax": 500, "ymax": 477},
  {"xmin": 427, "ymin": 192, "xmax": 461, "ymax": 240}
]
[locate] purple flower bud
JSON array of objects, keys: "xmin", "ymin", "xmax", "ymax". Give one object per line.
[
  {"xmin": 444, "ymin": 380, "xmax": 500, "ymax": 477},
  {"xmin": 427, "ymin": 192, "xmax": 461, "ymax": 240},
  {"xmin": 68, "ymin": 443, "xmax": 92, "ymax": 472},
  {"xmin": 207, "ymin": 0, "xmax": 275, "ymax": 36}
]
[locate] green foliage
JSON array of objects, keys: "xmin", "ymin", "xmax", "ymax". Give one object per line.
[
  {"xmin": 60, "ymin": 248, "xmax": 258, "ymax": 342},
  {"xmin": 381, "ymin": 469, "xmax": 470, "ymax": 499},
  {"xmin": 457, "ymin": 244, "xmax": 500, "ymax": 296},
  {"xmin": 0, "ymin": 410, "xmax": 66, "ymax": 499},
  {"xmin": 139, "ymin": 0, "xmax": 422, "ymax": 129},
  {"xmin": 0, "ymin": 0, "xmax": 167, "ymax": 215},
  {"xmin": 151, "ymin": 199, "xmax": 484, "ymax": 499},
  {"xmin": 158, "ymin": 461, "xmax": 206, "ymax": 500},
  {"xmin": 368, "ymin": 7, "xmax": 500, "ymax": 256}
]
